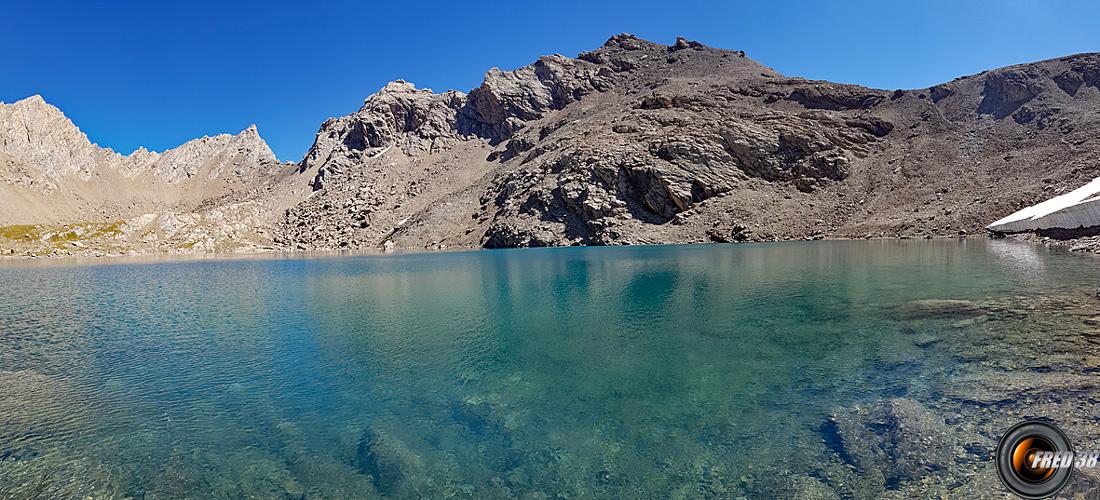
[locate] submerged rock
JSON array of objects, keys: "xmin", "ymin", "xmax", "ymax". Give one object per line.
[
  {"xmin": 449, "ymin": 399, "xmax": 524, "ymax": 473},
  {"xmin": 211, "ymin": 450, "xmax": 306, "ymax": 500},
  {"xmin": 0, "ymin": 452, "xmax": 121, "ymax": 499},
  {"xmin": 354, "ymin": 425, "xmax": 428, "ymax": 496},
  {"xmin": 785, "ymin": 475, "xmax": 840, "ymax": 499},
  {"xmin": 942, "ymin": 371, "xmax": 1100, "ymax": 406},
  {"xmin": 451, "ymin": 400, "xmax": 507, "ymax": 437},
  {"xmin": 893, "ymin": 299, "xmax": 983, "ymax": 320},
  {"xmin": 827, "ymin": 398, "xmax": 956, "ymax": 489}
]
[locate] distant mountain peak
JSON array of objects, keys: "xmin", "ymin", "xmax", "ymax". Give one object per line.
[{"xmin": 0, "ymin": 93, "xmax": 280, "ymax": 203}]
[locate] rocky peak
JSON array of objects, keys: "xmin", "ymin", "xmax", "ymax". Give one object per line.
[
  {"xmin": 232, "ymin": 124, "xmax": 276, "ymax": 160},
  {"xmin": 114, "ymin": 146, "xmax": 160, "ymax": 178},
  {"xmin": 669, "ymin": 37, "xmax": 706, "ymax": 52},
  {"xmin": 463, "ymin": 54, "xmax": 613, "ymax": 141},
  {"xmin": 298, "ymin": 81, "xmax": 468, "ymax": 183},
  {"xmin": 0, "ymin": 94, "xmax": 107, "ymax": 188},
  {"xmin": 298, "ymin": 35, "xmax": 778, "ymax": 194},
  {"xmin": 0, "ymin": 95, "xmax": 280, "ymax": 189},
  {"xmin": 300, "ymin": 54, "xmax": 617, "ymax": 184},
  {"xmin": 149, "ymin": 125, "xmax": 277, "ymax": 182},
  {"xmin": 373, "ymin": 80, "xmax": 425, "ymax": 96},
  {"xmin": 267, "ymin": 39, "xmax": 1100, "ymax": 253},
  {"xmin": 128, "ymin": 146, "xmax": 158, "ymax": 158},
  {"xmin": 8, "ymin": 94, "xmax": 47, "ymax": 109},
  {"xmin": 601, "ymin": 33, "xmax": 659, "ymax": 51},
  {"xmin": 892, "ymin": 52, "xmax": 1100, "ymax": 130},
  {"xmin": 578, "ymin": 33, "xmax": 764, "ymax": 82}
]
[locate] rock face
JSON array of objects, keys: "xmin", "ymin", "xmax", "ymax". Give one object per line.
[
  {"xmin": 7, "ymin": 35, "xmax": 1100, "ymax": 255},
  {"xmin": 278, "ymin": 35, "xmax": 887, "ymax": 250}
]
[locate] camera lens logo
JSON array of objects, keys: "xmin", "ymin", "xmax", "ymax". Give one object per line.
[{"xmin": 996, "ymin": 420, "xmax": 1074, "ymax": 499}]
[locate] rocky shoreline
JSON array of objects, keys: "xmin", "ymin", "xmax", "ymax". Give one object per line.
[
  {"xmin": 1005, "ymin": 232, "xmax": 1100, "ymax": 255},
  {"xmin": 0, "ymin": 232, "xmax": 1027, "ymax": 261}
]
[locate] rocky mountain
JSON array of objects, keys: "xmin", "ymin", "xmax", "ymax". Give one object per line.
[
  {"xmin": 0, "ymin": 95, "xmax": 294, "ymax": 224},
  {"xmin": 0, "ymin": 95, "xmax": 306, "ymax": 255},
  {"xmin": 276, "ymin": 35, "xmax": 1100, "ymax": 253},
  {"xmin": 4, "ymin": 35, "xmax": 1100, "ymax": 256}
]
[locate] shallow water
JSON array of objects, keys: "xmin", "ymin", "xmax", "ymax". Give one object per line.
[{"xmin": 0, "ymin": 240, "xmax": 1097, "ymax": 498}]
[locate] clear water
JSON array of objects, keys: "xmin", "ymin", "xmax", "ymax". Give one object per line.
[{"xmin": 0, "ymin": 240, "xmax": 1097, "ymax": 498}]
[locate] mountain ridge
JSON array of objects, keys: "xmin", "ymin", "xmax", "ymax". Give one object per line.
[
  {"xmin": 3, "ymin": 34, "xmax": 1100, "ymax": 256},
  {"xmin": 277, "ymin": 34, "xmax": 1100, "ymax": 252},
  {"xmin": 0, "ymin": 94, "xmax": 292, "ymax": 227}
]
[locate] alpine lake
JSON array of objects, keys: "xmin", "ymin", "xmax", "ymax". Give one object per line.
[{"xmin": 2, "ymin": 239, "xmax": 1100, "ymax": 498}]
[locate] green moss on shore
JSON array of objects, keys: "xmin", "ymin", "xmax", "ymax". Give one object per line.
[
  {"xmin": 0, "ymin": 225, "xmax": 41, "ymax": 241},
  {"xmin": 2, "ymin": 221, "xmax": 124, "ymax": 251}
]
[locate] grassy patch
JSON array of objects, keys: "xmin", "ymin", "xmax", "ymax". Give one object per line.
[
  {"xmin": 47, "ymin": 230, "xmax": 80, "ymax": 243},
  {"xmin": 0, "ymin": 225, "xmax": 41, "ymax": 241},
  {"xmin": 2, "ymin": 221, "xmax": 123, "ymax": 247},
  {"xmin": 95, "ymin": 220, "xmax": 124, "ymax": 237}
]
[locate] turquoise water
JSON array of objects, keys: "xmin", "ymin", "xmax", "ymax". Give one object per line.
[{"xmin": 0, "ymin": 240, "xmax": 1097, "ymax": 498}]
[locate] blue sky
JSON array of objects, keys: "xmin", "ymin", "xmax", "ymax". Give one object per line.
[{"xmin": 3, "ymin": 1, "xmax": 1098, "ymax": 161}]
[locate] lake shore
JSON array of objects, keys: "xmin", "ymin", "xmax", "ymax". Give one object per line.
[{"xmin": 0, "ymin": 233, "xmax": 1048, "ymax": 264}]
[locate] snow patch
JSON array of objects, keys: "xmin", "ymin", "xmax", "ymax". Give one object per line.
[{"xmin": 988, "ymin": 177, "xmax": 1100, "ymax": 232}]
